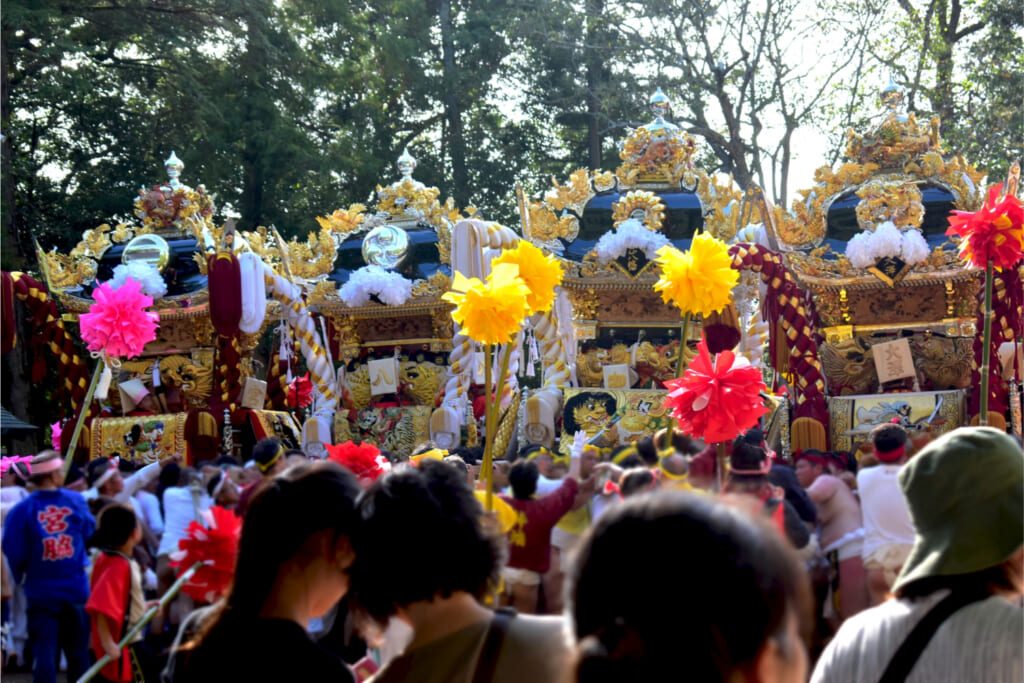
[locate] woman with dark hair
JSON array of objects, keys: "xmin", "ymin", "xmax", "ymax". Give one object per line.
[
  {"xmin": 169, "ymin": 461, "xmax": 361, "ymax": 682},
  {"xmin": 567, "ymin": 492, "xmax": 811, "ymax": 683},
  {"xmin": 349, "ymin": 459, "xmax": 570, "ymax": 682}
]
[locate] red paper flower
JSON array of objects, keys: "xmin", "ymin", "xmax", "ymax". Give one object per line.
[
  {"xmin": 326, "ymin": 441, "xmax": 391, "ymax": 487},
  {"xmin": 946, "ymin": 183, "xmax": 1024, "ymax": 271},
  {"xmin": 663, "ymin": 336, "xmax": 769, "ymax": 444},
  {"xmin": 286, "ymin": 372, "xmax": 313, "ymax": 408},
  {"xmin": 170, "ymin": 506, "xmax": 241, "ymax": 604},
  {"xmin": 78, "ymin": 278, "xmax": 159, "ymax": 359}
]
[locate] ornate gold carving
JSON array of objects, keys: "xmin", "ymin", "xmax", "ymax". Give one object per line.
[
  {"xmin": 696, "ymin": 173, "xmax": 743, "ymax": 242},
  {"xmin": 568, "ymin": 289, "xmax": 600, "ymax": 320},
  {"xmin": 592, "ymin": 171, "xmax": 617, "ymax": 192},
  {"xmin": 117, "ymin": 353, "xmax": 214, "ymax": 411},
  {"xmin": 435, "ymin": 222, "xmax": 452, "ymax": 265},
  {"xmin": 412, "ymin": 270, "xmax": 452, "ymax": 299},
  {"xmin": 855, "ymin": 181, "xmax": 923, "ymax": 231},
  {"xmin": 611, "ymin": 190, "xmax": 666, "ymax": 231},
  {"xmin": 527, "ymin": 204, "xmax": 579, "ymax": 246},
  {"xmin": 70, "ymin": 223, "xmax": 113, "ymax": 260},
  {"xmin": 280, "ymin": 227, "xmax": 336, "ymax": 280},
  {"xmin": 243, "ymin": 226, "xmax": 283, "ymax": 273},
  {"xmin": 577, "ymin": 344, "xmax": 631, "ymax": 387},
  {"xmin": 110, "ymin": 223, "xmax": 134, "ymax": 244},
  {"xmin": 191, "ymin": 316, "xmax": 217, "ymax": 348},
  {"xmin": 307, "ymin": 280, "xmax": 338, "ymax": 305},
  {"xmin": 616, "ymin": 126, "xmax": 697, "ymax": 188},
  {"xmin": 135, "ymin": 184, "xmax": 215, "ymax": 235},
  {"xmin": 545, "ymin": 169, "xmax": 595, "ymax": 215},
  {"xmin": 316, "ymin": 204, "xmax": 367, "ymax": 236},
  {"xmin": 42, "ymin": 251, "xmax": 98, "ymax": 291},
  {"xmin": 846, "ymin": 112, "xmax": 939, "ymax": 169},
  {"xmin": 400, "ymin": 360, "xmax": 446, "ymax": 406},
  {"xmin": 821, "ymin": 337, "xmax": 877, "ymax": 395},
  {"xmin": 334, "ymin": 314, "xmax": 362, "ymax": 362},
  {"xmin": 431, "ymin": 307, "xmax": 454, "ymax": 342},
  {"xmin": 909, "ymin": 335, "xmax": 973, "ymax": 389}
]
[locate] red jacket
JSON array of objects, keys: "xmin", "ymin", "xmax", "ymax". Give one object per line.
[
  {"xmin": 499, "ymin": 478, "xmax": 578, "ymax": 573},
  {"xmin": 86, "ymin": 552, "xmax": 134, "ymax": 682}
]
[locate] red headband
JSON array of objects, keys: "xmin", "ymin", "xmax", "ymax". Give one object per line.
[
  {"xmin": 875, "ymin": 444, "xmax": 906, "ymax": 463},
  {"xmin": 793, "ymin": 450, "xmax": 829, "ymax": 468}
]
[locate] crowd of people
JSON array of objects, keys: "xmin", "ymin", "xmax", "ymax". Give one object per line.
[{"xmin": 0, "ymin": 421, "xmax": 1021, "ymax": 682}]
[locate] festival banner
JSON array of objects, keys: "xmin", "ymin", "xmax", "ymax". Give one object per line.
[
  {"xmin": 559, "ymin": 387, "xmax": 670, "ymax": 456},
  {"xmin": 828, "ymin": 389, "xmax": 965, "ymax": 455}
]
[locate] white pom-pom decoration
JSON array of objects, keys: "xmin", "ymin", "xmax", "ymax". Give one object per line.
[
  {"xmin": 107, "ymin": 262, "xmax": 168, "ymax": 299},
  {"xmin": 900, "ymin": 229, "xmax": 930, "ymax": 265},
  {"xmin": 594, "ymin": 218, "xmax": 670, "ymax": 264},
  {"xmin": 845, "ymin": 221, "xmax": 931, "ymax": 269},
  {"xmin": 339, "ymin": 265, "xmax": 413, "ymax": 307}
]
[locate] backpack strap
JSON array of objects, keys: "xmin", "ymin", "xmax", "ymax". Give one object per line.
[
  {"xmin": 878, "ymin": 590, "xmax": 988, "ymax": 683},
  {"xmin": 471, "ymin": 607, "xmax": 516, "ymax": 683}
]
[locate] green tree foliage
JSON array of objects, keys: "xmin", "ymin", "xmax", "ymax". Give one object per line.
[
  {"xmin": 865, "ymin": 0, "xmax": 1023, "ymax": 181},
  {"xmin": 2, "ymin": 0, "xmax": 1020, "ymax": 269}
]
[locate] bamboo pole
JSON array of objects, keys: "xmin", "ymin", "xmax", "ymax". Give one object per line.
[
  {"xmin": 62, "ymin": 362, "xmax": 103, "ymax": 476},
  {"xmin": 76, "ymin": 562, "xmax": 202, "ymax": 683}
]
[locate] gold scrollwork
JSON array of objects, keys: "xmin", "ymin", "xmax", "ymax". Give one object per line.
[{"xmin": 855, "ymin": 181, "xmax": 923, "ymax": 231}]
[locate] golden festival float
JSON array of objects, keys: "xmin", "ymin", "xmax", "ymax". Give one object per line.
[
  {"xmin": 518, "ymin": 88, "xmax": 773, "ymax": 456},
  {"xmin": 8, "ymin": 152, "xmax": 345, "ymax": 464},
  {"xmin": 3, "ymin": 81, "xmax": 1020, "ymax": 466},
  {"xmin": 300, "ymin": 148, "xmax": 521, "ymax": 457},
  {"xmin": 519, "ymin": 83, "xmax": 1021, "ymax": 457},
  {"xmin": 744, "ymin": 81, "xmax": 1021, "ymax": 454}
]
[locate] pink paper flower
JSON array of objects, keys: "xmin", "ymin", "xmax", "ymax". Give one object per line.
[
  {"xmin": 78, "ymin": 278, "xmax": 159, "ymax": 359},
  {"xmin": 50, "ymin": 421, "xmax": 62, "ymax": 450}
]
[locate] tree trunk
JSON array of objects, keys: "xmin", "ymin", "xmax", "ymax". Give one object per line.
[
  {"xmin": 238, "ymin": 16, "xmax": 269, "ymax": 232},
  {"xmin": 439, "ymin": 0, "xmax": 470, "ymax": 207},
  {"xmin": 584, "ymin": 0, "xmax": 605, "ymax": 170},
  {"xmin": 1, "ymin": 27, "xmax": 27, "ymax": 270}
]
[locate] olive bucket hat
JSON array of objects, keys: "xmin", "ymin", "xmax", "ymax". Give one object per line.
[{"xmin": 893, "ymin": 426, "xmax": 1024, "ymax": 592}]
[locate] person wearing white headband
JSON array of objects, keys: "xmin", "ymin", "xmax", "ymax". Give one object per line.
[
  {"xmin": 84, "ymin": 452, "xmax": 181, "ymax": 506},
  {"xmin": 205, "ymin": 470, "xmax": 241, "ymax": 510}
]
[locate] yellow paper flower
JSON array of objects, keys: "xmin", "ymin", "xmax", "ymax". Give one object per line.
[
  {"xmin": 654, "ymin": 232, "xmax": 738, "ymax": 316},
  {"xmin": 442, "ymin": 262, "xmax": 532, "ymax": 345},
  {"xmin": 492, "ymin": 241, "xmax": 564, "ymax": 315},
  {"xmin": 653, "ymin": 244, "xmax": 694, "ymax": 308}
]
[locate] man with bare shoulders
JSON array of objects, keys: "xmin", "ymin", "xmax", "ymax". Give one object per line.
[{"xmin": 795, "ymin": 449, "xmax": 869, "ymax": 620}]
